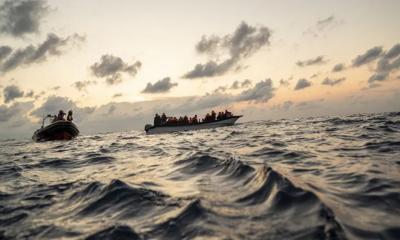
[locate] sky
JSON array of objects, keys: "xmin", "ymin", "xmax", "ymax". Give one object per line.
[{"xmin": 0, "ymin": 0, "xmax": 400, "ymax": 139}]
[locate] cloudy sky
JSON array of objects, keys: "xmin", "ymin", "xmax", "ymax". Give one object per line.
[{"xmin": 1, "ymin": 0, "xmax": 400, "ymax": 139}]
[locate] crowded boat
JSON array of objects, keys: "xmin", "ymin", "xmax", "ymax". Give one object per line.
[
  {"xmin": 153, "ymin": 110, "xmax": 234, "ymax": 127},
  {"xmin": 145, "ymin": 110, "xmax": 242, "ymax": 134}
]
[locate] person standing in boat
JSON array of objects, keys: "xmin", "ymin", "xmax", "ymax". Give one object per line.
[
  {"xmin": 154, "ymin": 113, "xmax": 161, "ymax": 126},
  {"xmin": 67, "ymin": 110, "xmax": 73, "ymax": 121},
  {"xmin": 57, "ymin": 110, "xmax": 66, "ymax": 121}
]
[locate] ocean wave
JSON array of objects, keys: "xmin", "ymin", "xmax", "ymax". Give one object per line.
[{"xmin": 1, "ymin": 112, "xmax": 399, "ymax": 239}]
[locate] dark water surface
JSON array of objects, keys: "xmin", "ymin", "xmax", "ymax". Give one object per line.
[{"xmin": 1, "ymin": 112, "xmax": 400, "ymax": 240}]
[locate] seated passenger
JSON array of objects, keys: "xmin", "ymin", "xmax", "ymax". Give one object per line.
[
  {"xmin": 67, "ymin": 110, "xmax": 73, "ymax": 121},
  {"xmin": 225, "ymin": 110, "xmax": 232, "ymax": 118},
  {"xmin": 192, "ymin": 115, "xmax": 198, "ymax": 124},
  {"xmin": 183, "ymin": 115, "xmax": 189, "ymax": 125},
  {"xmin": 217, "ymin": 112, "xmax": 222, "ymax": 120},
  {"xmin": 161, "ymin": 113, "xmax": 167, "ymax": 124},
  {"xmin": 211, "ymin": 110, "xmax": 216, "ymax": 121},
  {"xmin": 178, "ymin": 116, "xmax": 184, "ymax": 125}
]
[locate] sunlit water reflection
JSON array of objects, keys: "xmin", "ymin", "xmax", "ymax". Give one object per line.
[{"xmin": 1, "ymin": 112, "xmax": 400, "ymax": 239}]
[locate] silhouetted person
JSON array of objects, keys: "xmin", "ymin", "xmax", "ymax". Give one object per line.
[
  {"xmin": 161, "ymin": 113, "xmax": 167, "ymax": 124},
  {"xmin": 154, "ymin": 113, "xmax": 161, "ymax": 126},
  {"xmin": 183, "ymin": 115, "xmax": 189, "ymax": 125},
  {"xmin": 67, "ymin": 110, "xmax": 73, "ymax": 121},
  {"xmin": 192, "ymin": 115, "xmax": 198, "ymax": 124},
  {"xmin": 211, "ymin": 110, "xmax": 216, "ymax": 121},
  {"xmin": 57, "ymin": 110, "xmax": 66, "ymax": 121}
]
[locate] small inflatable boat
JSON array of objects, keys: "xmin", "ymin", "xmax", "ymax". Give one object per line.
[
  {"xmin": 32, "ymin": 121, "xmax": 79, "ymax": 142},
  {"xmin": 145, "ymin": 115, "xmax": 242, "ymax": 134}
]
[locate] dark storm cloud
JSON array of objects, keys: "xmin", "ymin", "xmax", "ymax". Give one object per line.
[
  {"xmin": 294, "ymin": 78, "xmax": 311, "ymax": 90},
  {"xmin": 332, "ymin": 63, "xmax": 345, "ymax": 72},
  {"xmin": 142, "ymin": 77, "xmax": 178, "ymax": 94},
  {"xmin": 230, "ymin": 79, "xmax": 251, "ymax": 89},
  {"xmin": 0, "ymin": 33, "xmax": 85, "ymax": 73},
  {"xmin": 0, "ymin": 0, "xmax": 49, "ymax": 37},
  {"xmin": 183, "ymin": 21, "xmax": 271, "ymax": 79},
  {"xmin": 296, "ymin": 56, "xmax": 327, "ymax": 67},
  {"xmin": 0, "ymin": 46, "xmax": 12, "ymax": 60},
  {"xmin": 352, "ymin": 46, "xmax": 383, "ymax": 67},
  {"xmin": 3, "ymin": 85, "xmax": 24, "ymax": 103},
  {"xmin": 235, "ymin": 78, "xmax": 274, "ymax": 102},
  {"xmin": 73, "ymin": 80, "xmax": 96, "ymax": 91},
  {"xmin": 321, "ymin": 77, "xmax": 346, "ymax": 86},
  {"xmin": 90, "ymin": 55, "xmax": 142, "ymax": 85}
]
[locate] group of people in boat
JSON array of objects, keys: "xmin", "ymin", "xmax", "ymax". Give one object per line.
[
  {"xmin": 51, "ymin": 110, "xmax": 74, "ymax": 123},
  {"xmin": 153, "ymin": 110, "xmax": 233, "ymax": 127}
]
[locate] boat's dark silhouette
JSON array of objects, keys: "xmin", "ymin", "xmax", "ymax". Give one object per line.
[{"xmin": 32, "ymin": 115, "xmax": 79, "ymax": 141}]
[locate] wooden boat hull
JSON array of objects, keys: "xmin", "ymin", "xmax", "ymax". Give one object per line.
[
  {"xmin": 32, "ymin": 121, "xmax": 79, "ymax": 142},
  {"xmin": 145, "ymin": 116, "xmax": 242, "ymax": 134}
]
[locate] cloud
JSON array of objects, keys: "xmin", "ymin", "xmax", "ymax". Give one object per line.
[
  {"xmin": 90, "ymin": 54, "xmax": 141, "ymax": 85},
  {"xmin": 279, "ymin": 76, "xmax": 293, "ymax": 88},
  {"xmin": 384, "ymin": 43, "xmax": 400, "ymax": 59},
  {"xmin": 211, "ymin": 86, "xmax": 227, "ymax": 94},
  {"xmin": 73, "ymin": 80, "xmax": 96, "ymax": 91},
  {"xmin": 0, "ymin": 103, "xmax": 20, "ymax": 121},
  {"xmin": 30, "ymin": 95, "xmax": 96, "ymax": 122},
  {"xmin": 3, "ymin": 85, "xmax": 24, "ymax": 103},
  {"xmin": 107, "ymin": 105, "xmax": 116, "ymax": 115},
  {"xmin": 0, "ymin": 33, "xmax": 85, "ymax": 73},
  {"xmin": 0, "ymin": 46, "xmax": 12, "ymax": 60},
  {"xmin": 0, "ymin": 0, "xmax": 49, "ymax": 37},
  {"xmin": 367, "ymin": 43, "xmax": 400, "ymax": 84},
  {"xmin": 230, "ymin": 79, "xmax": 251, "ymax": 89},
  {"xmin": 196, "ymin": 35, "xmax": 220, "ymax": 55},
  {"xmin": 352, "ymin": 46, "xmax": 383, "ymax": 67},
  {"xmin": 235, "ymin": 78, "xmax": 274, "ymax": 102},
  {"xmin": 304, "ymin": 15, "xmax": 342, "ymax": 37},
  {"xmin": 24, "ymin": 90, "xmax": 34, "ymax": 97},
  {"xmin": 296, "ymin": 56, "xmax": 327, "ymax": 67},
  {"xmin": 332, "ymin": 63, "xmax": 345, "ymax": 72},
  {"xmin": 321, "ymin": 77, "xmax": 346, "ymax": 86},
  {"xmin": 113, "ymin": 93, "xmax": 123, "ymax": 98},
  {"xmin": 296, "ymin": 98, "xmax": 324, "ymax": 109},
  {"xmin": 183, "ymin": 21, "xmax": 271, "ymax": 79},
  {"xmin": 294, "ymin": 78, "xmax": 311, "ymax": 90},
  {"xmin": 310, "ymin": 73, "xmax": 320, "ymax": 79},
  {"xmin": 272, "ymin": 100, "xmax": 294, "ymax": 111},
  {"xmin": 141, "ymin": 77, "xmax": 178, "ymax": 93},
  {"xmin": 368, "ymin": 72, "xmax": 388, "ymax": 83}
]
